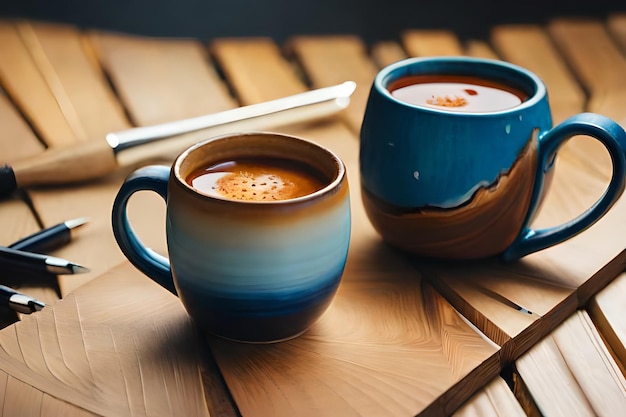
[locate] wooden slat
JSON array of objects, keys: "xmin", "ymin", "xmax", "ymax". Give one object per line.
[
  {"xmin": 402, "ymin": 30, "xmax": 464, "ymax": 56},
  {"xmin": 587, "ymin": 272, "xmax": 626, "ymax": 370},
  {"xmin": 89, "ymin": 31, "xmax": 235, "ymax": 126},
  {"xmin": 607, "ymin": 13, "xmax": 626, "ymax": 52},
  {"xmin": 370, "ymin": 41, "xmax": 407, "ymax": 68},
  {"xmin": 286, "ymin": 35, "xmax": 378, "ymax": 132},
  {"xmin": 211, "ymin": 37, "xmax": 305, "ymax": 105},
  {"xmin": 209, "ymin": 37, "xmax": 501, "ymax": 417},
  {"xmin": 0, "ymin": 22, "xmax": 77, "ymax": 146},
  {"xmin": 515, "ymin": 310, "xmax": 626, "ymax": 416},
  {"xmin": 452, "ymin": 377, "xmax": 525, "ymax": 417},
  {"xmin": 549, "ymin": 18, "xmax": 626, "ymax": 95},
  {"xmin": 464, "ymin": 40, "xmax": 499, "ymax": 59}
]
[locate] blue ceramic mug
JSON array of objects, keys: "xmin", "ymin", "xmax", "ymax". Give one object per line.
[
  {"xmin": 112, "ymin": 132, "xmax": 351, "ymax": 343},
  {"xmin": 360, "ymin": 56, "xmax": 626, "ymax": 261}
]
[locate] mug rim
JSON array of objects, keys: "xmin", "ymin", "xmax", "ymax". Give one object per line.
[
  {"xmin": 375, "ymin": 56, "xmax": 546, "ymax": 115},
  {"xmin": 172, "ymin": 131, "xmax": 346, "ymax": 205}
]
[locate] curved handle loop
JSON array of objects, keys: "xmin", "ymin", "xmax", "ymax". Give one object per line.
[
  {"xmin": 111, "ymin": 165, "xmax": 176, "ymax": 294},
  {"xmin": 502, "ymin": 113, "xmax": 626, "ymax": 261}
]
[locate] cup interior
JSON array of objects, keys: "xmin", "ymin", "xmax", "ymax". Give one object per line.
[
  {"xmin": 174, "ymin": 132, "xmax": 345, "ymax": 202},
  {"xmin": 378, "ymin": 57, "xmax": 543, "ymax": 112}
]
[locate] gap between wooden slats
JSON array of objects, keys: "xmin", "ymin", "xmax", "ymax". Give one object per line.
[
  {"xmin": 0, "ymin": 21, "xmax": 77, "ymax": 146},
  {"xmin": 514, "ymin": 309, "xmax": 626, "ymax": 417}
]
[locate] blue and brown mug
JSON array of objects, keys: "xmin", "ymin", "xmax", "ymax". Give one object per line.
[
  {"xmin": 360, "ymin": 56, "xmax": 626, "ymax": 261},
  {"xmin": 112, "ymin": 132, "xmax": 351, "ymax": 343}
]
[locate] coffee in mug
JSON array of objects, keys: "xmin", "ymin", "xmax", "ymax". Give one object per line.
[
  {"xmin": 360, "ymin": 56, "xmax": 626, "ymax": 261},
  {"xmin": 112, "ymin": 132, "xmax": 351, "ymax": 343},
  {"xmin": 186, "ymin": 157, "xmax": 328, "ymax": 201},
  {"xmin": 388, "ymin": 74, "xmax": 529, "ymax": 112}
]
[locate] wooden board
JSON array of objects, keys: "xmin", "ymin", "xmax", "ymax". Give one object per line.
[{"xmin": 1, "ymin": 14, "xmax": 626, "ymax": 417}]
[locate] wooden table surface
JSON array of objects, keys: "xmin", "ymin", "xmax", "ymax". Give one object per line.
[{"xmin": 0, "ymin": 14, "xmax": 625, "ymax": 417}]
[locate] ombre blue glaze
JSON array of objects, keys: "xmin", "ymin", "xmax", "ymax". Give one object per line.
[
  {"xmin": 112, "ymin": 165, "xmax": 175, "ymax": 293},
  {"xmin": 361, "ymin": 57, "xmax": 551, "ymax": 208},
  {"xmin": 178, "ymin": 271, "xmax": 343, "ymax": 342},
  {"xmin": 112, "ymin": 132, "xmax": 351, "ymax": 342},
  {"xmin": 360, "ymin": 56, "xmax": 626, "ymax": 260}
]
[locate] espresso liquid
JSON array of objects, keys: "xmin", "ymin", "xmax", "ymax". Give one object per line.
[
  {"xmin": 389, "ymin": 75, "xmax": 529, "ymax": 112},
  {"xmin": 186, "ymin": 157, "xmax": 328, "ymax": 201}
]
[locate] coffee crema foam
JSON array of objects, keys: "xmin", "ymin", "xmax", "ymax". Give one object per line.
[
  {"xmin": 388, "ymin": 74, "xmax": 528, "ymax": 113},
  {"xmin": 187, "ymin": 158, "xmax": 327, "ymax": 201},
  {"xmin": 392, "ymin": 82, "xmax": 522, "ymax": 112}
]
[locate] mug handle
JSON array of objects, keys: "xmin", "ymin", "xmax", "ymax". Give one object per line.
[
  {"xmin": 111, "ymin": 165, "xmax": 176, "ymax": 294},
  {"xmin": 502, "ymin": 112, "xmax": 626, "ymax": 261}
]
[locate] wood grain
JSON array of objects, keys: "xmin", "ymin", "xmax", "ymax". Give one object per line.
[
  {"xmin": 453, "ymin": 377, "xmax": 525, "ymax": 417},
  {"xmin": 0, "ymin": 262, "xmax": 214, "ymax": 417},
  {"xmin": 14, "ymin": 21, "xmax": 129, "ymax": 142},
  {"xmin": 515, "ymin": 310, "xmax": 626, "ymax": 416}
]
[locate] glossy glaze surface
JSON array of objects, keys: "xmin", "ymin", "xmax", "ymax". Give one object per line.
[
  {"xmin": 113, "ymin": 132, "xmax": 351, "ymax": 342},
  {"xmin": 360, "ymin": 57, "xmax": 626, "ymax": 260}
]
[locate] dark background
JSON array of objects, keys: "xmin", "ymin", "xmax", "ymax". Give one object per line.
[{"xmin": 1, "ymin": 0, "xmax": 625, "ymax": 43}]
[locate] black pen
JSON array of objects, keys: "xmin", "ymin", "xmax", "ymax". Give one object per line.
[
  {"xmin": 0, "ymin": 284, "xmax": 45, "ymax": 314},
  {"xmin": 0, "ymin": 246, "xmax": 89, "ymax": 275},
  {"xmin": 9, "ymin": 217, "xmax": 89, "ymax": 253}
]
